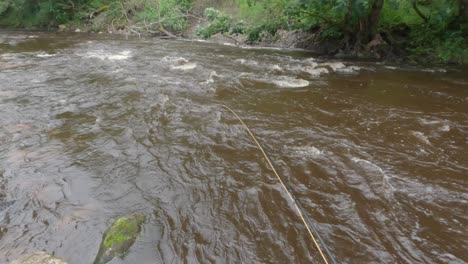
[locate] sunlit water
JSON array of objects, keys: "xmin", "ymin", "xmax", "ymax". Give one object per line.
[{"xmin": 0, "ymin": 31, "xmax": 467, "ymax": 264}]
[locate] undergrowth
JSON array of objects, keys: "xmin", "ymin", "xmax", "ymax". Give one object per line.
[
  {"xmin": 1, "ymin": 0, "xmax": 466, "ymax": 64},
  {"xmin": 195, "ymin": 0, "xmax": 467, "ymax": 64}
]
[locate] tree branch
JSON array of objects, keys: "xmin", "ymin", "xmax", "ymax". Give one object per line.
[{"xmin": 412, "ymin": 0, "xmax": 428, "ymax": 23}]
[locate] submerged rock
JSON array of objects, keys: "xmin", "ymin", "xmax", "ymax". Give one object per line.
[
  {"xmin": 0, "ymin": 200, "xmax": 15, "ymax": 211},
  {"xmin": 93, "ymin": 214, "xmax": 146, "ymax": 264},
  {"xmin": 10, "ymin": 251, "xmax": 67, "ymax": 264}
]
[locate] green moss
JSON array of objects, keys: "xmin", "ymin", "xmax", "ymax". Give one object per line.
[
  {"xmin": 102, "ymin": 214, "xmax": 145, "ymax": 249},
  {"xmin": 93, "ymin": 214, "xmax": 146, "ymax": 264}
]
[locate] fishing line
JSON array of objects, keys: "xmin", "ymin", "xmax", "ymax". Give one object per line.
[{"xmin": 220, "ymin": 104, "xmax": 337, "ymax": 264}]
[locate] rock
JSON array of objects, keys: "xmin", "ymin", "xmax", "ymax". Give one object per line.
[
  {"xmin": 334, "ymin": 51, "xmax": 346, "ymax": 58},
  {"xmin": 58, "ymin": 25, "xmax": 66, "ymax": 30},
  {"xmin": 93, "ymin": 214, "xmax": 146, "ymax": 264},
  {"xmin": 10, "ymin": 251, "xmax": 67, "ymax": 264},
  {"xmin": 74, "ymin": 28, "xmax": 81, "ymax": 33}
]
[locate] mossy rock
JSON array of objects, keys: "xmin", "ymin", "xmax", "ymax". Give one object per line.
[{"xmin": 93, "ymin": 214, "xmax": 146, "ymax": 264}]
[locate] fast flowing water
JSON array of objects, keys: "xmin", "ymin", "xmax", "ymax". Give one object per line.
[{"xmin": 0, "ymin": 31, "xmax": 467, "ymax": 264}]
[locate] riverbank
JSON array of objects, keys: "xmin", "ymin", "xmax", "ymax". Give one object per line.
[
  {"xmin": 1, "ymin": 0, "xmax": 466, "ymax": 65},
  {"xmin": 6, "ymin": 24, "xmax": 466, "ymax": 66}
]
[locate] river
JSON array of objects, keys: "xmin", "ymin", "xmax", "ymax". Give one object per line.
[{"xmin": 0, "ymin": 31, "xmax": 467, "ymax": 264}]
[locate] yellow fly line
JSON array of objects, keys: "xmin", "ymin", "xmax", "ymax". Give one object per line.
[{"xmin": 220, "ymin": 104, "xmax": 336, "ymax": 264}]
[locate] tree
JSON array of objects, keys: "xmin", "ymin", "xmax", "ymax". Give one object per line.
[
  {"xmin": 461, "ymin": 0, "xmax": 468, "ymax": 23},
  {"xmin": 342, "ymin": 0, "xmax": 385, "ymax": 51},
  {"xmin": 367, "ymin": 0, "xmax": 384, "ymax": 40}
]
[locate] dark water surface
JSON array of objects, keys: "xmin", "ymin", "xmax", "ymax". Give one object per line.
[{"xmin": 0, "ymin": 31, "xmax": 467, "ymax": 264}]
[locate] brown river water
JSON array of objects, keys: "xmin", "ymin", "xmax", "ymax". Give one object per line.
[{"xmin": 0, "ymin": 31, "xmax": 467, "ymax": 264}]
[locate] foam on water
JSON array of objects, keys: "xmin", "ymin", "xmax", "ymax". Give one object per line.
[
  {"xmin": 171, "ymin": 63, "xmax": 197, "ymax": 70},
  {"xmin": 321, "ymin": 62, "xmax": 346, "ymax": 71},
  {"xmin": 36, "ymin": 53, "xmax": 56, "ymax": 58},
  {"xmin": 162, "ymin": 56, "xmax": 188, "ymax": 64},
  {"xmin": 0, "ymin": 53, "xmax": 19, "ymax": 60},
  {"xmin": 303, "ymin": 67, "xmax": 329, "ymax": 77},
  {"xmin": 418, "ymin": 118, "xmax": 442, "ymax": 125},
  {"xmin": 439, "ymin": 124, "xmax": 450, "ymax": 132},
  {"xmin": 271, "ymin": 76, "xmax": 310, "ymax": 88},
  {"xmin": 221, "ymin": 42, "xmax": 237, "ymax": 47},
  {"xmin": 336, "ymin": 66, "xmax": 361, "ymax": 74},
  {"xmin": 304, "ymin": 58, "xmax": 318, "ymax": 68},
  {"xmin": 83, "ymin": 50, "xmax": 132, "ymax": 61},
  {"xmin": 292, "ymin": 146, "xmax": 323, "ymax": 158},
  {"xmin": 421, "ymin": 68, "xmax": 447, "ymax": 73},
  {"xmin": 203, "ymin": 71, "xmax": 221, "ymax": 84},
  {"xmin": 269, "ymin": 64, "xmax": 283, "ymax": 71},
  {"xmin": 235, "ymin": 59, "xmax": 259, "ymax": 66},
  {"xmin": 162, "ymin": 56, "xmax": 197, "ymax": 71},
  {"xmin": 411, "ymin": 131, "xmax": 431, "ymax": 145}
]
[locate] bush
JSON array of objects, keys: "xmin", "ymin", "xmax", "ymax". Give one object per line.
[
  {"xmin": 1, "ymin": 0, "xmax": 466, "ymax": 64},
  {"xmin": 408, "ymin": 24, "xmax": 466, "ymax": 64},
  {"xmin": 135, "ymin": 0, "xmax": 193, "ymax": 32},
  {"xmin": 402, "ymin": 0, "xmax": 467, "ymax": 64},
  {"xmin": 195, "ymin": 8, "xmax": 238, "ymax": 39}
]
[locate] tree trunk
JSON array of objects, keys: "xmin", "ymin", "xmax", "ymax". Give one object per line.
[
  {"xmin": 343, "ymin": 0, "xmax": 355, "ymax": 50},
  {"xmin": 461, "ymin": 0, "xmax": 468, "ymax": 23},
  {"xmin": 342, "ymin": 0, "xmax": 385, "ymax": 53},
  {"xmin": 368, "ymin": 0, "xmax": 384, "ymax": 40},
  {"xmin": 412, "ymin": 0, "xmax": 428, "ymax": 23}
]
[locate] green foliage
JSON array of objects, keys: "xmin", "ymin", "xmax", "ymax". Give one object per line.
[
  {"xmin": 284, "ymin": 0, "xmax": 367, "ymax": 30},
  {"xmin": 196, "ymin": 1, "xmax": 289, "ymax": 42},
  {"xmin": 195, "ymin": 7, "xmax": 249, "ymax": 39},
  {"xmin": 0, "ymin": 0, "xmax": 195, "ymax": 33},
  {"xmin": 388, "ymin": 0, "xmax": 467, "ymax": 63},
  {"xmin": 1, "ymin": 0, "xmax": 466, "ymax": 64},
  {"xmin": 408, "ymin": 22, "xmax": 466, "ymax": 64},
  {"xmin": 0, "ymin": 0, "xmax": 12, "ymax": 16},
  {"xmin": 0, "ymin": 0, "xmax": 90, "ymax": 26},
  {"xmin": 136, "ymin": 0, "xmax": 193, "ymax": 32},
  {"xmin": 380, "ymin": 0, "xmax": 421, "ymax": 25},
  {"xmin": 195, "ymin": 8, "xmax": 235, "ymax": 38},
  {"xmin": 196, "ymin": 0, "xmax": 466, "ymax": 64}
]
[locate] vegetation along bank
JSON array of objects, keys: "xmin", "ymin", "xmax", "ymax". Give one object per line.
[{"xmin": 1, "ymin": 0, "xmax": 467, "ymax": 64}]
